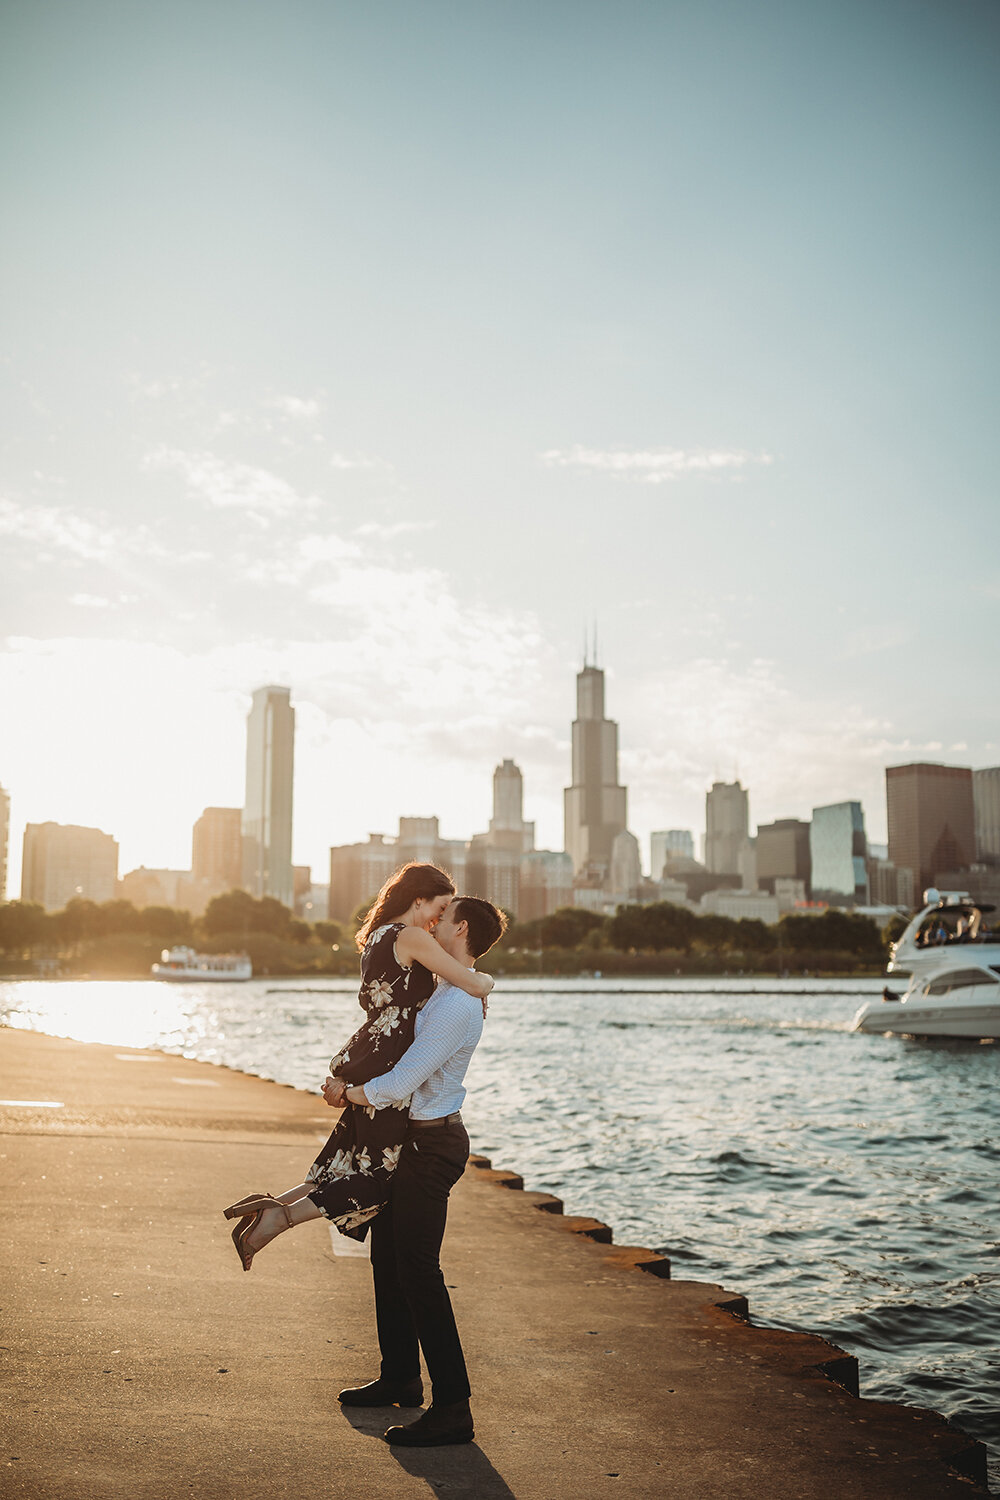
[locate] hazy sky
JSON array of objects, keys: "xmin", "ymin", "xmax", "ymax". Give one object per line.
[{"xmin": 2, "ymin": 0, "xmax": 998, "ymax": 891}]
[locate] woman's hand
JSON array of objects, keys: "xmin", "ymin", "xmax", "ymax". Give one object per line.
[
  {"xmin": 322, "ymin": 1075, "xmax": 347, "ymax": 1108},
  {"xmin": 468, "ymin": 970, "xmax": 493, "ymax": 1002},
  {"xmin": 478, "ymin": 974, "xmax": 494, "ymax": 1017}
]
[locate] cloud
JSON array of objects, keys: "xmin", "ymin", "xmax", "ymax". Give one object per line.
[
  {"xmin": 70, "ymin": 593, "xmax": 114, "ymax": 608},
  {"xmin": 0, "ymin": 498, "xmax": 117, "ymax": 562},
  {"xmin": 328, "ymin": 453, "xmax": 385, "ymax": 471},
  {"xmin": 353, "ymin": 519, "xmax": 436, "ymax": 539},
  {"xmin": 143, "ymin": 447, "xmax": 321, "ymax": 521},
  {"xmin": 540, "ymin": 446, "xmax": 774, "ymax": 483},
  {"xmin": 269, "ymin": 395, "xmax": 322, "ymax": 420}
]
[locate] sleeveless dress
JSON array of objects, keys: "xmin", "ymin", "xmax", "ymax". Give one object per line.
[{"xmin": 305, "ymin": 921, "xmax": 436, "ymax": 1240}]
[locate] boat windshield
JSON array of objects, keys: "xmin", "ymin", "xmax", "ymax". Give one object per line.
[
  {"xmin": 923, "ymin": 968, "xmax": 996, "ymax": 996},
  {"xmin": 914, "ymin": 909, "xmax": 999, "ymax": 947}
]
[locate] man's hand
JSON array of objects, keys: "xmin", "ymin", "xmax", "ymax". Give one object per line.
[{"xmin": 323, "ymin": 1075, "xmax": 347, "ymax": 1108}]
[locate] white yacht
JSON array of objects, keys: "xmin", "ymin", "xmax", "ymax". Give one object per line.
[
  {"xmin": 853, "ymin": 890, "xmax": 1000, "ymax": 1040},
  {"xmin": 151, "ymin": 946, "xmax": 253, "ymax": 982}
]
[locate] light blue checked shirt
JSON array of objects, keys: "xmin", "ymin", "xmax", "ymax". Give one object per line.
[{"xmin": 364, "ymin": 978, "xmax": 484, "ymax": 1120}]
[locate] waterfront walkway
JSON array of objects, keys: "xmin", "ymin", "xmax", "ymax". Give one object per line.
[{"xmin": 1, "ymin": 1028, "xmax": 986, "ymax": 1499}]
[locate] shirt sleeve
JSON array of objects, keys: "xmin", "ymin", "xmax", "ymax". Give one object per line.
[{"xmin": 364, "ymin": 993, "xmax": 474, "ymax": 1108}]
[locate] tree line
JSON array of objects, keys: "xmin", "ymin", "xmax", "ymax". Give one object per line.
[
  {"xmin": 0, "ymin": 891, "xmax": 899, "ymax": 977},
  {"xmin": 0, "ymin": 891, "xmax": 348, "ymax": 976},
  {"xmin": 513, "ymin": 902, "xmax": 893, "ymax": 961}
]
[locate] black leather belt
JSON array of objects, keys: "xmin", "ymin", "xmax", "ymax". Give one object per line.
[{"xmin": 408, "ymin": 1111, "xmax": 462, "ymax": 1129}]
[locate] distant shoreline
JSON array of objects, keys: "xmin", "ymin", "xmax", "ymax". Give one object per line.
[{"xmin": 0, "ymin": 966, "xmax": 887, "ymax": 983}]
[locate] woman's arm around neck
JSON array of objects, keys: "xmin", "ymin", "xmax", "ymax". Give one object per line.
[{"xmin": 395, "ymin": 925, "xmax": 493, "ymax": 1000}]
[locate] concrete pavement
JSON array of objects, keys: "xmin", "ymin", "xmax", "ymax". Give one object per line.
[{"xmin": 0, "ymin": 1027, "xmax": 987, "ymax": 1499}]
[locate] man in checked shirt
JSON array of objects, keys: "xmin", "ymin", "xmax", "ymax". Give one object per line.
[{"xmin": 325, "ymin": 894, "xmax": 507, "ymax": 1447}]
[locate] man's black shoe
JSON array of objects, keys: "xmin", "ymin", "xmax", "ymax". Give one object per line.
[
  {"xmin": 385, "ymin": 1400, "xmax": 474, "ymax": 1446},
  {"xmin": 339, "ymin": 1377, "xmax": 424, "ymax": 1407}
]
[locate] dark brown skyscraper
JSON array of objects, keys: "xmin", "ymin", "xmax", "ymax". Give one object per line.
[
  {"xmin": 756, "ymin": 817, "xmax": 811, "ymax": 896},
  {"xmin": 563, "ymin": 662, "xmax": 627, "ymax": 879},
  {"xmin": 886, "ymin": 762, "xmax": 975, "ymax": 898}
]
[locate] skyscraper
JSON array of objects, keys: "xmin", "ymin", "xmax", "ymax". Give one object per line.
[
  {"xmin": 756, "ymin": 818, "xmax": 812, "ymax": 896},
  {"xmin": 242, "ymin": 685, "xmax": 295, "ymax": 907},
  {"xmin": 0, "ymin": 784, "xmax": 9, "ymax": 901},
  {"xmin": 650, "ymin": 829, "xmax": 695, "ymax": 878},
  {"xmin": 705, "ymin": 781, "xmax": 749, "ymax": 875},
  {"xmin": 563, "ymin": 663, "xmax": 627, "ymax": 878},
  {"xmin": 609, "ymin": 829, "xmax": 642, "ymax": 899},
  {"xmin": 488, "ymin": 759, "xmax": 535, "ymax": 851},
  {"xmin": 886, "ymin": 762, "xmax": 975, "ymax": 898},
  {"xmin": 468, "ymin": 759, "xmax": 535, "ymax": 915},
  {"xmin": 973, "ymin": 767, "xmax": 1000, "ymax": 860},
  {"xmin": 21, "ymin": 822, "xmax": 119, "ymax": 909},
  {"xmin": 810, "ymin": 802, "xmax": 869, "ymax": 905}
]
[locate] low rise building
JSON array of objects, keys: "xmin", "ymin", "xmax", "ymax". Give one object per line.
[
  {"xmin": 192, "ymin": 807, "xmax": 243, "ymax": 891},
  {"xmin": 774, "ymin": 878, "xmax": 808, "ymax": 913},
  {"xmin": 119, "ymin": 867, "xmax": 190, "ymax": 908},
  {"xmin": 328, "ymin": 834, "xmax": 400, "ymax": 922},
  {"xmin": 867, "ymin": 857, "xmax": 915, "ymax": 909},
  {"xmin": 650, "ymin": 829, "xmax": 694, "ymax": 877},
  {"xmin": 518, "ymin": 851, "xmax": 573, "ymax": 922},
  {"xmin": 699, "ymin": 887, "xmax": 780, "ymax": 923}
]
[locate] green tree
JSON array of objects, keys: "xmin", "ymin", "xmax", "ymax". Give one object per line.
[
  {"xmin": 139, "ymin": 906, "xmax": 194, "ymax": 944},
  {"xmin": 313, "ymin": 920, "xmax": 344, "ymax": 946},
  {"xmin": 54, "ymin": 899, "xmax": 103, "ymax": 947},
  {"xmin": 540, "ymin": 907, "xmax": 606, "ymax": 948},
  {"xmin": 0, "ymin": 901, "xmax": 50, "ymax": 954},
  {"xmin": 609, "ymin": 902, "xmax": 696, "ymax": 953},
  {"xmin": 694, "ymin": 913, "xmax": 739, "ymax": 951},
  {"xmin": 256, "ymin": 897, "xmax": 295, "ymax": 937},
  {"xmin": 201, "ymin": 890, "xmax": 260, "ymax": 937},
  {"xmin": 882, "ymin": 912, "xmax": 910, "ymax": 947},
  {"xmin": 97, "ymin": 900, "xmax": 142, "ymax": 936},
  {"xmin": 733, "ymin": 918, "xmax": 773, "ymax": 953}
]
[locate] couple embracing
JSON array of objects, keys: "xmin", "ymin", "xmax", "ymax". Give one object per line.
[{"xmin": 223, "ymin": 862, "xmax": 506, "ymax": 1448}]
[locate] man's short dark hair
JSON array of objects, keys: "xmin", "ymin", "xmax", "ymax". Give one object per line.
[{"xmin": 452, "ymin": 896, "xmax": 508, "ymax": 959}]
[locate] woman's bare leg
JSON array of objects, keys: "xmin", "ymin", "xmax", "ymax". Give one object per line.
[
  {"xmin": 242, "ymin": 1194, "xmax": 323, "ymax": 1257},
  {"xmin": 274, "ymin": 1181, "xmax": 314, "ymax": 1206}
]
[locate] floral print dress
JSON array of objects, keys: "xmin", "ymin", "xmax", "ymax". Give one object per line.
[{"xmin": 306, "ymin": 922, "xmax": 436, "ymax": 1240}]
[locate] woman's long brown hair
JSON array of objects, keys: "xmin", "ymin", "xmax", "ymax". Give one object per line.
[{"xmin": 355, "ymin": 861, "xmax": 455, "ymax": 951}]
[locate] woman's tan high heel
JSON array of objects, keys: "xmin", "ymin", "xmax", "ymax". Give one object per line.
[
  {"xmin": 232, "ymin": 1198, "xmax": 294, "ymax": 1272},
  {"xmin": 222, "ymin": 1191, "xmax": 277, "ymax": 1221}
]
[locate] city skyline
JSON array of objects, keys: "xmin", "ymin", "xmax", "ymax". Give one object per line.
[
  {"xmin": 6, "ymin": 658, "xmax": 998, "ymax": 906},
  {"xmin": 2, "ymin": 4, "xmax": 998, "ymax": 889}
]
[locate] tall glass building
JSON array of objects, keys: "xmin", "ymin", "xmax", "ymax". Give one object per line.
[
  {"xmin": 242, "ymin": 685, "xmax": 295, "ymax": 907},
  {"xmin": 810, "ymin": 802, "xmax": 868, "ymax": 906}
]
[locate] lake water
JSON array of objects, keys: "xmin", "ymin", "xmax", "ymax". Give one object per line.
[{"xmin": 2, "ymin": 974, "xmax": 997, "ymax": 1486}]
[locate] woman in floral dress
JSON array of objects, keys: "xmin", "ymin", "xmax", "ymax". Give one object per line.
[{"xmin": 223, "ymin": 862, "xmax": 494, "ymax": 1269}]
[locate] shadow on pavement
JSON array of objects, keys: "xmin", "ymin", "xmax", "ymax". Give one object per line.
[{"xmin": 341, "ymin": 1408, "xmax": 519, "ymax": 1498}]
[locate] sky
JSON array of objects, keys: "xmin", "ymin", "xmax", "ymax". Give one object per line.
[{"xmin": 1, "ymin": 0, "xmax": 998, "ymax": 893}]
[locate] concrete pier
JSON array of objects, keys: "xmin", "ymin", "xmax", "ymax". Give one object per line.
[{"xmin": 1, "ymin": 1028, "xmax": 987, "ymax": 1499}]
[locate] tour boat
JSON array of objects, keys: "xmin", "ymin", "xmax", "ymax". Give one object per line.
[
  {"xmin": 853, "ymin": 890, "xmax": 1000, "ymax": 1040},
  {"xmin": 151, "ymin": 946, "xmax": 253, "ymax": 982}
]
